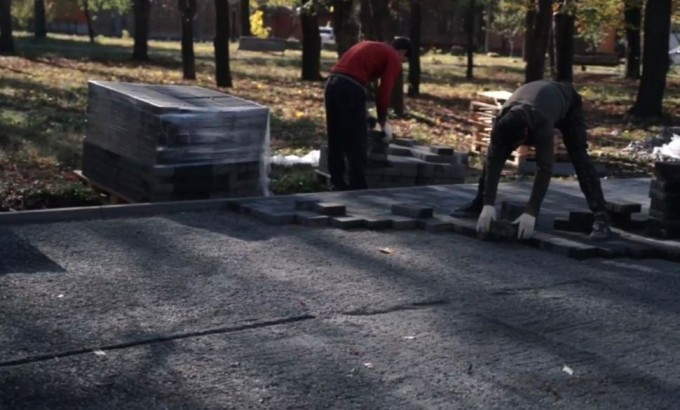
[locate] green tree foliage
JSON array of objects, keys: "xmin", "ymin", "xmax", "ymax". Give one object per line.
[
  {"xmin": 491, "ymin": 0, "xmax": 525, "ymax": 56},
  {"xmin": 11, "ymin": 0, "xmax": 131, "ymax": 28},
  {"xmin": 575, "ymin": 0, "xmax": 619, "ymax": 51}
]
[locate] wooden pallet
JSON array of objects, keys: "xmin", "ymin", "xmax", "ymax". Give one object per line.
[{"xmin": 73, "ymin": 170, "xmax": 134, "ymax": 205}]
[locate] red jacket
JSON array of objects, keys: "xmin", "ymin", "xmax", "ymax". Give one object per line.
[{"xmin": 331, "ymin": 41, "xmax": 403, "ymax": 125}]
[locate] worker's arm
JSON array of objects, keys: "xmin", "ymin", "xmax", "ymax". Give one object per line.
[
  {"xmin": 523, "ymin": 125, "xmax": 554, "ymax": 216},
  {"xmin": 376, "ymin": 54, "xmax": 402, "ymax": 126}
]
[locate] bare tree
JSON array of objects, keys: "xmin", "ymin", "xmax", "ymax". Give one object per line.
[
  {"xmin": 300, "ymin": 0, "xmax": 323, "ymax": 81},
  {"xmin": 0, "ymin": 0, "xmax": 14, "ymax": 55},
  {"xmin": 332, "ymin": 0, "xmax": 360, "ymax": 57},
  {"xmin": 83, "ymin": 0, "xmax": 96, "ymax": 43},
  {"xmin": 630, "ymin": 0, "xmax": 672, "ymax": 119},
  {"xmin": 553, "ymin": 1, "xmax": 574, "ymax": 82},
  {"xmin": 407, "ymin": 0, "xmax": 421, "ymax": 96},
  {"xmin": 179, "ymin": 0, "xmax": 197, "ymax": 80},
  {"xmin": 624, "ymin": 0, "xmax": 642, "ymax": 79},
  {"xmin": 524, "ymin": 0, "xmax": 551, "ymax": 82},
  {"xmin": 34, "ymin": 0, "xmax": 47, "ymax": 39},
  {"xmin": 132, "ymin": 0, "xmax": 151, "ymax": 61},
  {"xmin": 214, "ymin": 0, "xmax": 232, "ymax": 87}
]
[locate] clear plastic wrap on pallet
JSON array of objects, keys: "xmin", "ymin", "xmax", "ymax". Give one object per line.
[{"xmin": 83, "ymin": 81, "xmax": 271, "ymax": 200}]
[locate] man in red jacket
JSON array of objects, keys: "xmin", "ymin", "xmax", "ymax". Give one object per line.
[{"xmin": 324, "ymin": 37, "xmax": 411, "ymax": 190}]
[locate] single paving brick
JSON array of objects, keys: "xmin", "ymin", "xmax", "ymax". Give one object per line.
[
  {"xmin": 490, "ymin": 220, "xmax": 519, "ymax": 239},
  {"xmin": 654, "ymin": 161, "xmax": 680, "ymax": 182},
  {"xmin": 389, "ymin": 216, "xmax": 418, "ymax": 230},
  {"xmin": 316, "ymin": 202, "xmax": 346, "ymax": 216},
  {"xmin": 391, "ymin": 203, "xmax": 434, "ymax": 219},
  {"xmin": 417, "ymin": 216, "xmax": 454, "ymax": 233},
  {"xmin": 364, "ymin": 216, "xmax": 393, "ymax": 230},
  {"xmin": 568, "ymin": 211, "xmax": 594, "ymax": 233},
  {"xmin": 392, "ymin": 138, "xmax": 415, "ymax": 147},
  {"xmin": 534, "ymin": 233, "xmax": 601, "ymax": 260},
  {"xmin": 295, "ymin": 211, "xmax": 329, "ymax": 227},
  {"xmin": 429, "ymin": 146, "xmax": 455, "ymax": 156},
  {"xmin": 650, "ymin": 178, "xmax": 680, "ymax": 192},
  {"xmin": 330, "ymin": 216, "xmax": 366, "ymax": 229},
  {"xmin": 295, "ymin": 199, "xmax": 321, "ymax": 211},
  {"xmin": 605, "ymin": 201, "xmax": 642, "ymax": 214},
  {"xmin": 500, "ymin": 201, "xmax": 525, "ymax": 222},
  {"xmin": 553, "ymin": 219, "xmax": 573, "ymax": 231}
]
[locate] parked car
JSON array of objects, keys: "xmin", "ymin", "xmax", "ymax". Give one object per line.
[{"xmin": 319, "ymin": 27, "xmax": 335, "ymax": 44}]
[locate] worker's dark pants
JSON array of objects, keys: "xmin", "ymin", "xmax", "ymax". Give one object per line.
[
  {"xmin": 325, "ymin": 75, "xmax": 368, "ymax": 190},
  {"xmin": 472, "ymin": 92, "xmax": 607, "ymax": 215}
]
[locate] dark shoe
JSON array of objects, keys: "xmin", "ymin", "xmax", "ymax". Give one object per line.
[
  {"xmin": 589, "ymin": 220, "xmax": 611, "ymax": 241},
  {"xmin": 451, "ymin": 199, "xmax": 483, "ymax": 218}
]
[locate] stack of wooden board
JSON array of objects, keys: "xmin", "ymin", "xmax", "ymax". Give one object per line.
[
  {"xmin": 82, "ymin": 81, "xmax": 270, "ymax": 202},
  {"xmin": 647, "ymin": 162, "xmax": 680, "ymax": 238},
  {"xmin": 464, "ymin": 97, "xmax": 574, "ymax": 176}
]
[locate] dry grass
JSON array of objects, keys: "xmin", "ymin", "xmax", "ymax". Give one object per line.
[{"xmin": 0, "ymin": 32, "xmax": 678, "ymax": 210}]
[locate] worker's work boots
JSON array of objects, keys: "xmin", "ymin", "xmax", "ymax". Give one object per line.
[{"xmin": 589, "ymin": 212, "xmax": 611, "ymax": 241}]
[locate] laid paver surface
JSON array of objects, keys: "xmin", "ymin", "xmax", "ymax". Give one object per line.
[{"xmin": 1, "ymin": 179, "xmax": 680, "ymax": 409}]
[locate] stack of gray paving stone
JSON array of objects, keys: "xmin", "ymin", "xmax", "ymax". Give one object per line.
[
  {"xmin": 648, "ymin": 161, "xmax": 680, "ymax": 238},
  {"xmin": 317, "ymin": 136, "xmax": 467, "ymax": 189},
  {"xmin": 82, "ymin": 81, "xmax": 270, "ymax": 202}
]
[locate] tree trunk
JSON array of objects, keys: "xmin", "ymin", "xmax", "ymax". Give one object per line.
[
  {"xmin": 407, "ymin": 0, "xmax": 421, "ymax": 97},
  {"xmin": 360, "ymin": 0, "xmax": 391, "ymax": 41},
  {"xmin": 524, "ymin": 0, "xmax": 552, "ymax": 83},
  {"xmin": 214, "ymin": 0, "xmax": 232, "ymax": 87},
  {"xmin": 553, "ymin": 10, "xmax": 574, "ymax": 82},
  {"xmin": 179, "ymin": 0, "xmax": 197, "ymax": 80},
  {"xmin": 624, "ymin": 0, "xmax": 642, "ymax": 79},
  {"xmin": 332, "ymin": 0, "xmax": 360, "ymax": 57},
  {"xmin": 34, "ymin": 0, "xmax": 47, "ymax": 40},
  {"xmin": 240, "ymin": 0, "xmax": 251, "ymax": 36},
  {"xmin": 630, "ymin": 0, "xmax": 672, "ymax": 119},
  {"xmin": 82, "ymin": 0, "xmax": 96, "ymax": 43},
  {"xmin": 132, "ymin": 0, "xmax": 151, "ymax": 61},
  {"xmin": 0, "ymin": 0, "xmax": 14, "ymax": 55},
  {"xmin": 301, "ymin": 0, "xmax": 322, "ymax": 81},
  {"xmin": 522, "ymin": 7, "xmax": 535, "ymax": 61},
  {"xmin": 465, "ymin": 0, "xmax": 475, "ymax": 80}
]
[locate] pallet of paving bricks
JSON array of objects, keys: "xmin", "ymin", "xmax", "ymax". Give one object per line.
[
  {"xmin": 646, "ymin": 161, "xmax": 680, "ymax": 238},
  {"xmin": 81, "ymin": 141, "xmax": 262, "ymax": 202},
  {"xmin": 316, "ymin": 137, "xmax": 467, "ymax": 189},
  {"xmin": 82, "ymin": 81, "xmax": 269, "ymax": 202}
]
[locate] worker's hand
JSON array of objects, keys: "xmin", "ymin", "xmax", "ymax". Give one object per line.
[
  {"xmin": 513, "ymin": 213, "xmax": 536, "ymax": 239},
  {"xmin": 381, "ymin": 123, "xmax": 393, "ymax": 141},
  {"xmin": 476, "ymin": 205, "xmax": 496, "ymax": 233}
]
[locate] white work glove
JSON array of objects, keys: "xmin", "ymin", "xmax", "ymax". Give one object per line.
[
  {"xmin": 513, "ymin": 213, "xmax": 536, "ymax": 239},
  {"xmin": 381, "ymin": 123, "xmax": 393, "ymax": 141},
  {"xmin": 476, "ymin": 205, "xmax": 496, "ymax": 233}
]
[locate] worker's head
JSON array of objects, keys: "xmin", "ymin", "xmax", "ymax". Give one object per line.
[
  {"xmin": 391, "ymin": 37, "xmax": 412, "ymax": 61},
  {"xmin": 493, "ymin": 109, "xmax": 528, "ymax": 147}
]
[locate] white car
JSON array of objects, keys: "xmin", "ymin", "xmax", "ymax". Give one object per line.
[{"xmin": 319, "ymin": 27, "xmax": 335, "ymax": 44}]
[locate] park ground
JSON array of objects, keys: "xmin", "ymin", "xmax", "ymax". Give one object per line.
[{"xmin": 1, "ymin": 32, "xmax": 679, "ymax": 211}]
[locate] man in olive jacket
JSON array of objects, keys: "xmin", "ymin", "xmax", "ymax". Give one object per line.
[{"xmin": 453, "ymin": 80, "xmax": 611, "ymax": 241}]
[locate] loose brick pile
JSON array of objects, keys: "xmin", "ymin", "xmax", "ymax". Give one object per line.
[
  {"xmin": 82, "ymin": 82, "xmax": 269, "ymax": 202},
  {"xmin": 647, "ymin": 162, "xmax": 680, "ymax": 238},
  {"xmin": 317, "ymin": 133, "xmax": 468, "ymax": 189}
]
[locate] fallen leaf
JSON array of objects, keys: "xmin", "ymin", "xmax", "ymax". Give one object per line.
[
  {"xmin": 562, "ymin": 364, "xmax": 574, "ymax": 376},
  {"xmin": 57, "ymin": 294, "xmax": 64, "ymax": 298},
  {"xmin": 93, "ymin": 350, "xmax": 107, "ymax": 357},
  {"xmin": 363, "ymin": 362, "xmax": 374, "ymax": 368},
  {"xmin": 379, "ymin": 248, "xmax": 394, "ymax": 254},
  {"xmin": 403, "ymin": 335, "xmax": 416, "ymax": 340}
]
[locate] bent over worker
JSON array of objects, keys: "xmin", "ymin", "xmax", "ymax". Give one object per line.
[
  {"xmin": 324, "ymin": 38, "xmax": 411, "ymax": 190},
  {"xmin": 453, "ymin": 80, "xmax": 611, "ymax": 241}
]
